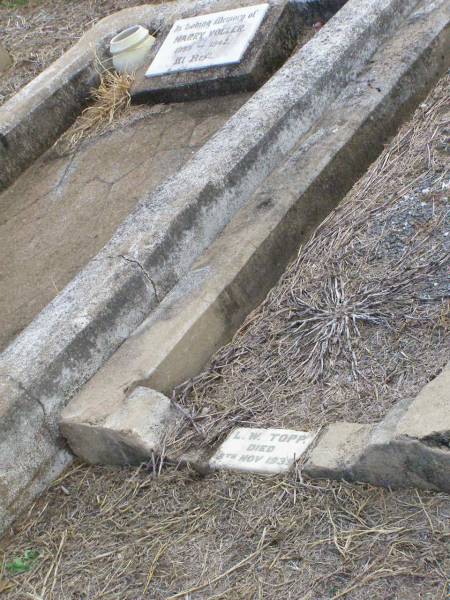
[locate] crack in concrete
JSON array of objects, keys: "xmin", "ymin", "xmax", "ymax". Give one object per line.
[
  {"xmin": 93, "ymin": 175, "xmax": 113, "ymax": 187},
  {"xmin": 118, "ymin": 254, "xmax": 160, "ymax": 303},
  {"xmin": 4, "ymin": 374, "xmax": 54, "ymax": 436},
  {"xmin": 77, "ymin": 159, "xmax": 150, "ymax": 211},
  {"xmin": 53, "ymin": 148, "xmax": 80, "ymax": 195},
  {"xmin": 0, "ymin": 147, "xmax": 82, "ymax": 225},
  {"xmin": 110, "ymin": 159, "xmax": 150, "ymax": 187},
  {"xmin": 89, "ymin": 157, "xmax": 150, "ymax": 189}
]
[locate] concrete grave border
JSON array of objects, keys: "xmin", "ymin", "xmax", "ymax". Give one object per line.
[{"xmin": 1, "ymin": 0, "xmax": 449, "ymax": 536}]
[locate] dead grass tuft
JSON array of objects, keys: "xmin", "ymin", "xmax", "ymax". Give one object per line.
[
  {"xmin": 57, "ymin": 65, "xmax": 134, "ymax": 153},
  {"xmin": 0, "ymin": 0, "xmax": 161, "ymax": 106}
]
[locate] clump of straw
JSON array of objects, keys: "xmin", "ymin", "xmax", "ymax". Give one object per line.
[{"xmin": 58, "ymin": 66, "xmax": 134, "ymax": 152}]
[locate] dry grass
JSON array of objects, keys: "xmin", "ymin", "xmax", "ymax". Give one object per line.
[
  {"xmin": 0, "ymin": 58, "xmax": 449, "ymax": 600},
  {"xmin": 0, "ymin": 464, "xmax": 448, "ymax": 599},
  {"xmin": 56, "ymin": 65, "xmax": 134, "ymax": 153}
]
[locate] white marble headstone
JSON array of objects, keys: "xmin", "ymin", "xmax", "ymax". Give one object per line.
[
  {"xmin": 145, "ymin": 4, "xmax": 269, "ymax": 78},
  {"xmin": 209, "ymin": 427, "xmax": 316, "ymax": 474}
]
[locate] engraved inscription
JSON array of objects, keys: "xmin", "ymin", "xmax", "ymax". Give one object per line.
[
  {"xmin": 209, "ymin": 427, "xmax": 316, "ymax": 475},
  {"xmin": 146, "ymin": 4, "xmax": 269, "ymax": 77}
]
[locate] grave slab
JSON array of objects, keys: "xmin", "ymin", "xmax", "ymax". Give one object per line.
[
  {"xmin": 131, "ymin": 0, "xmax": 301, "ymax": 103},
  {"xmin": 209, "ymin": 427, "xmax": 316, "ymax": 474}
]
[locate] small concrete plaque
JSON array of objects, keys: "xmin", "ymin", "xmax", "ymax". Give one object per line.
[
  {"xmin": 209, "ymin": 427, "xmax": 315, "ymax": 474},
  {"xmin": 146, "ymin": 4, "xmax": 269, "ymax": 78},
  {"xmin": 131, "ymin": 0, "xmax": 297, "ymax": 104}
]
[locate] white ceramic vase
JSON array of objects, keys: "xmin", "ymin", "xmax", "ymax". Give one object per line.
[{"xmin": 110, "ymin": 25, "xmax": 156, "ymax": 74}]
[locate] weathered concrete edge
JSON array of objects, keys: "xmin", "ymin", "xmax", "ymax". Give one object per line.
[
  {"xmin": 304, "ymin": 362, "xmax": 450, "ymax": 492},
  {"xmin": 0, "ymin": 0, "xmax": 433, "ymax": 534},
  {"xmin": 60, "ymin": 3, "xmax": 450, "ymax": 465},
  {"xmin": 0, "ymin": 0, "xmax": 345, "ymax": 190}
]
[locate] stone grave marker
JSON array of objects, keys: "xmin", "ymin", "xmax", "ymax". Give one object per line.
[
  {"xmin": 131, "ymin": 0, "xmax": 300, "ymax": 103},
  {"xmin": 145, "ymin": 4, "xmax": 269, "ymax": 77},
  {"xmin": 209, "ymin": 427, "xmax": 316, "ymax": 474}
]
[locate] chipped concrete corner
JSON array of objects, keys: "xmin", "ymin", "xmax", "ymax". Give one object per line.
[
  {"xmin": 60, "ymin": 387, "xmax": 181, "ymax": 466},
  {"xmin": 304, "ymin": 362, "xmax": 450, "ymax": 492}
]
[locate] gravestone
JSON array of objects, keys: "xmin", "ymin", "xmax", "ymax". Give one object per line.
[
  {"xmin": 145, "ymin": 4, "xmax": 269, "ymax": 77},
  {"xmin": 209, "ymin": 427, "xmax": 316, "ymax": 474},
  {"xmin": 131, "ymin": 0, "xmax": 301, "ymax": 103}
]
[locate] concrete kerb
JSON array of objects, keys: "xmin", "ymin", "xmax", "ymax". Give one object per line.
[
  {"xmin": 0, "ymin": 0, "xmax": 346, "ymax": 192},
  {"xmin": 61, "ymin": 0, "xmax": 450, "ymax": 466},
  {"xmin": 61, "ymin": 387, "xmax": 183, "ymax": 466},
  {"xmin": 304, "ymin": 362, "xmax": 450, "ymax": 492},
  {"xmin": 0, "ymin": 46, "xmax": 12, "ymax": 73},
  {"xmin": 0, "ymin": 376, "xmax": 71, "ymax": 518},
  {"xmin": 0, "ymin": 0, "xmax": 437, "ymax": 534}
]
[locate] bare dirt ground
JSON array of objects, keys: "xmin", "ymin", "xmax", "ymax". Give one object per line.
[
  {"xmin": 0, "ymin": 71, "xmax": 448, "ymax": 600},
  {"xmin": 0, "ymin": 0, "xmax": 164, "ymax": 106}
]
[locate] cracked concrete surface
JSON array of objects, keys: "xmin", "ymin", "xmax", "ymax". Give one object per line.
[
  {"xmin": 117, "ymin": 255, "xmax": 160, "ymax": 302},
  {"xmin": 0, "ymin": 93, "xmax": 248, "ymax": 352}
]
